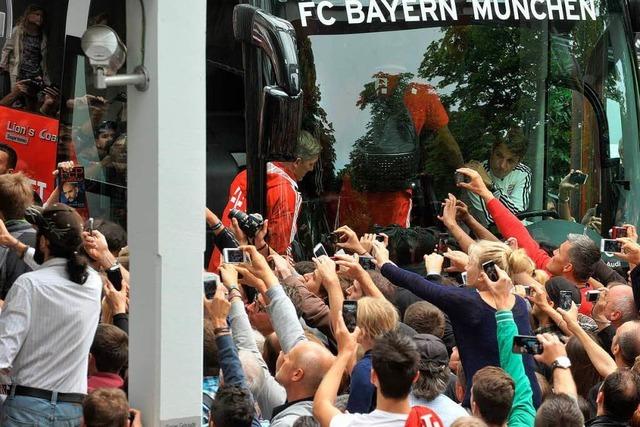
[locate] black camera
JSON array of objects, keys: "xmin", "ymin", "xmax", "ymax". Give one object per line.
[
  {"xmin": 228, "ymin": 209, "xmax": 264, "ymax": 239},
  {"xmin": 26, "ymin": 79, "xmax": 45, "ymax": 94}
]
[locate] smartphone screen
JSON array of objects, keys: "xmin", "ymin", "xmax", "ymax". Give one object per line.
[
  {"xmin": 559, "ymin": 290, "xmax": 573, "ymax": 310},
  {"xmin": 106, "ymin": 265, "xmax": 123, "ymax": 292},
  {"xmin": 358, "ymin": 256, "xmax": 376, "ymax": 270},
  {"xmin": 203, "ymin": 272, "xmax": 218, "ymax": 299},
  {"xmin": 611, "ymin": 226, "xmax": 627, "ymax": 239},
  {"xmin": 586, "ymin": 290, "xmax": 600, "ymax": 302},
  {"xmin": 223, "ymin": 248, "xmax": 246, "ymax": 264},
  {"xmin": 313, "ymin": 243, "xmax": 328, "ymax": 258},
  {"xmin": 482, "ymin": 261, "xmax": 499, "ymax": 282},
  {"xmin": 342, "ymin": 300, "xmax": 358, "ymax": 333},
  {"xmin": 512, "ymin": 335, "xmax": 543, "ymax": 355},
  {"xmin": 568, "ymin": 171, "xmax": 588, "ymax": 185},
  {"xmin": 601, "ymin": 239, "xmax": 622, "ymax": 253}
]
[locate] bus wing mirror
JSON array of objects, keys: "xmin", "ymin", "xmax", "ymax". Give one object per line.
[
  {"xmin": 259, "ymin": 86, "xmax": 303, "ymax": 161},
  {"xmin": 233, "ymin": 4, "xmax": 301, "ymax": 97}
]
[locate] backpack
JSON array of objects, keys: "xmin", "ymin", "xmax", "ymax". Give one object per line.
[{"xmin": 350, "ymin": 72, "xmax": 420, "ymax": 193}]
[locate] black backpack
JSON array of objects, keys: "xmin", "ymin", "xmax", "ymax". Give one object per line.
[{"xmin": 350, "ymin": 73, "xmax": 420, "ymax": 193}]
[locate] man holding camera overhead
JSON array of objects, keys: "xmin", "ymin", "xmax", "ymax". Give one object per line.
[{"xmin": 207, "ymin": 130, "xmax": 321, "ymax": 271}]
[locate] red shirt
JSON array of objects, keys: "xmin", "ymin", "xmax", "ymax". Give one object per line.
[
  {"xmin": 208, "ymin": 162, "xmax": 301, "ymax": 271},
  {"xmin": 88, "ymin": 372, "xmax": 124, "ymax": 392},
  {"xmin": 486, "ymin": 197, "xmax": 594, "ymax": 315}
]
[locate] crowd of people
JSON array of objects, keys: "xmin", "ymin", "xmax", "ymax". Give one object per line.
[{"xmin": 0, "ymin": 124, "xmax": 639, "ymax": 427}]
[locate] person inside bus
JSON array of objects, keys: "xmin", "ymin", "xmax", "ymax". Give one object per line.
[
  {"xmin": 464, "ymin": 128, "xmax": 532, "ymax": 226},
  {"xmin": 0, "ymin": 4, "xmax": 49, "ymax": 89},
  {"xmin": 207, "ymin": 130, "xmax": 321, "ymax": 270}
]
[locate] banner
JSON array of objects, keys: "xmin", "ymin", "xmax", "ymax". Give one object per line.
[{"xmin": 0, "ymin": 106, "xmax": 58, "ymax": 201}]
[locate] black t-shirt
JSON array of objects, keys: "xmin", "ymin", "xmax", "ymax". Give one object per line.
[{"xmin": 18, "ymin": 32, "xmax": 42, "ymax": 80}]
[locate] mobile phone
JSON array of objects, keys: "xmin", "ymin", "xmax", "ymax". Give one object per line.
[
  {"xmin": 611, "ymin": 226, "xmax": 627, "ymax": 239},
  {"xmin": 559, "ymin": 290, "xmax": 573, "ymax": 310},
  {"xmin": 375, "ymin": 234, "xmax": 385, "ymax": 243},
  {"xmin": 460, "ymin": 271, "xmax": 468, "ymax": 286},
  {"xmin": 600, "ymin": 239, "xmax": 622, "ymax": 253},
  {"xmin": 586, "ymin": 290, "xmax": 601, "ymax": 302},
  {"xmin": 106, "ymin": 264, "xmax": 123, "ymax": 292},
  {"xmin": 512, "ymin": 335, "xmax": 543, "ymax": 355},
  {"xmin": 455, "ymin": 171, "xmax": 470, "ymax": 184},
  {"xmin": 313, "ymin": 243, "xmax": 329, "ymax": 258},
  {"xmin": 482, "ymin": 260, "xmax": 499, "ymax": 282},
  {"xmin": 523, "ymin": 285, "xmax": 532, "ymax": 297},
  {"xmin": 438, "ymin": 203, "xmax": 445, "ymax": 218},
  {"xmin": 358, "ymin": 256, "xmax": 376, "ymax": 270},
  {"xmin": 223, "ymin": 247, "xmax": 248, "ymax": 264},
  {"xmin": 203, "ymin": 272, "xmax": 218, "ymax": 299},
  {"xmin": 87, "ymin": 217, "xmax": 94, "ymax": 235},
  {"xmin": 342, "ymin": 300, "xmax": 358, "ymax": 333},
  {"xmin": 568, "ymin": 171, "xmax": 588, "ymax": 185}
]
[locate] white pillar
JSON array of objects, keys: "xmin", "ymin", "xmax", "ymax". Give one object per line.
[{"xmin": 126, "ymin": 0, "xmax": 206, "ymax": 425}]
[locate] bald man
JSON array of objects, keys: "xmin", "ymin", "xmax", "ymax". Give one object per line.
[
  {"xmin": 611, "ymin": 320, "xmax": 640, "ymax": 368},
  {"xmin": 217, "ymin": 249, "xmax": 335, "ymax": 427},
  {"xmin": 595, "ymin": 284, "xmax": 639, "ymax": 355}
]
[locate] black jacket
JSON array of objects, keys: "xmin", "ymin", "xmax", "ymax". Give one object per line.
[{"xmin": 586, "ymin": 415, "xmax": 630, "ymax": 427}]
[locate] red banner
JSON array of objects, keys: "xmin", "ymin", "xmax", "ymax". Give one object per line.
[{"xmin": 0, "ymin": 106, "xmax": 58, "ymax": 201}]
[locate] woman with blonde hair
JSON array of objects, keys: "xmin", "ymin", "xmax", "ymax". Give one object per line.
[
  {"xmin": 346, "ymin": 296, "xmax": 399, "ymax": 414},
  {"xmin": 373, "ymin": 239, "xmax": 542, "ymax": 409}
]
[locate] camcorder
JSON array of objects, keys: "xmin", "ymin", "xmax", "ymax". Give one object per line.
[{"xmin": 228, "ymin": 209, "xmax": 264, "ymax": 239}]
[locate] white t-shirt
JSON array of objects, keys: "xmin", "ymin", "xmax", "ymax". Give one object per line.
[{"xmin": 330, "ymin": 410, "xmax": 408, "ymax": 427}]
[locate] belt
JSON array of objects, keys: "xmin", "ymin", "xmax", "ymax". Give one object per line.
[{"xmin": 13, "ymin": 385, "xmax": 86, "ymax": 404}]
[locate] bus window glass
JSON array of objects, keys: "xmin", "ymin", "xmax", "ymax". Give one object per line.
[{"xmin": 57, "ymin": 1, "xmax": 127, "ymax": 228}]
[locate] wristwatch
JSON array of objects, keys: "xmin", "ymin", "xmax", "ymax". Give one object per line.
[{"xmin": 551, "ymin": 356, "xmax": 572, "ymax": 370}]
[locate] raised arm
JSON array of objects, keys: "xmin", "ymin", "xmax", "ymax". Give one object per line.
[
  {"xmin": 239, "ymin": 245, "xmax": 306, "ymax": 353},
  {"xmin": 439, "ymin": 194, "xmax": 476, "ymax": 253},
  {"xmin": 486, "ymin": 267, "xmax": 536, "ymax": 427},
  {"xmin": 313, "ymin": 319, "xmax": 360, "ymax": 427},
  {"xmin": 558, "ymin": 306, "xmax": 617, "ymax": 378},
  {"xmin": 204, "ymin": 284, "xmax": 249, "ymax": 388},
  {"xmin": 457, "ymin": 168, "xmax": 550, "ymax": 270},
  {"xmin": 372, "ymin": 241, "xmax": 470, "ymax": 315},
  {"xmin": 535, "ymin": 333, "xmax": 578, "ymax": 398},
  {"xmin": 334, "ymin": 254, "xmax": 385, "ymax": 300}
]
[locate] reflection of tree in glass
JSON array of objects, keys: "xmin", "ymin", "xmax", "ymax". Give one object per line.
[
  {"xmin": 417, "ymin": 26, "xmax": 541, "ymax": 199},
  {"xmin": 297, "ymin": 36, "xmax": 337, "ymax": 197}
]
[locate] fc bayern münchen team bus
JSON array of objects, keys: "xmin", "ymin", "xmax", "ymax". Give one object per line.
[
  {"xmin": 0, "ymin": 1, "xmax": 638, "ymax": 267},
  {"xmin": 208, "ymin": 0, "xmax": 640, "ymax": 266}
]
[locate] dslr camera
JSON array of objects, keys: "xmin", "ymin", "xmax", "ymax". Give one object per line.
[{"xmin": 228, "ymin": 209, "xmax": 264, "ymax": 239}]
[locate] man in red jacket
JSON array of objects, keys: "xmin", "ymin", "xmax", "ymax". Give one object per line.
[
  {"xmin": 208, "ymin": 131, "xmax": 321, "ymax": 271},
  {"xmin": 457, "ymin": 167, "xmax": 602, "ymax": 315}
]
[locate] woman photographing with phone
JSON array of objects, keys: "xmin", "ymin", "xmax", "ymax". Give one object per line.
[{"xmin": 371, "ymin": 239, "xmax": 543, "ymax": 408}]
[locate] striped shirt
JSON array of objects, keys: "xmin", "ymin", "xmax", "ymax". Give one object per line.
[
  {"xmin": 0, "ymin": 257, "xmax": 102, "ymax": 393},
  {"xmin": 467, "ymin": 160, "xmax": 532, "ymax": 225}
]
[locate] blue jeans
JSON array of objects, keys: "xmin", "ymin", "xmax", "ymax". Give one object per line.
[{"xmin": 1, "ymin": 394, "xmax": 83, "ymax": 427}]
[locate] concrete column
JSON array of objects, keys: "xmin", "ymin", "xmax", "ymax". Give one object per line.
[{"xmin": 126, "ymin": 0, "xmax": 206, "ymax": 425}]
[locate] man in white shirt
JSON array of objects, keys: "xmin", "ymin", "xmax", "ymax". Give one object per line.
[
  {"xmin": 0, "ymin": 203, "xmax": 102, "ymax": 426},
  {"xmin": 465, "ymin": 129, "xmax": 532, "ymax": 226},
  {"xmin": 314, "ymin": 325, "xmax": 444, "ymax": 427}
]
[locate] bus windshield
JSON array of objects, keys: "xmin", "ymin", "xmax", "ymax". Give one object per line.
[{"xmin": 267, "ymin": 0, "xmax": 640, "ymax": 249}]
